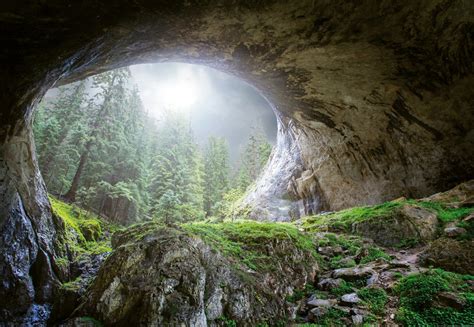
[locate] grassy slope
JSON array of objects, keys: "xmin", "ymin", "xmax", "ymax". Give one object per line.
[{"xmin": 303, "ymin": 199, "xmax": 474, "ymax": 233}]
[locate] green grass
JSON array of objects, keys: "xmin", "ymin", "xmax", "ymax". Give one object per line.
[
  {"xmin": 303, "ymin": 199, "xmax": 473, "ymax": 234},
  {"xmin": 357, "ymin": 287, "xmax": 388, "ymax": 315},
  {"xmin": 303, "ymin": 201, "xmax": 402, "ymax": 232},
  {"xmin": 360, "ymin": 247, "xmax": 391, "ymax": 264},
  {"xmin": 395, "ymin": 269, "xmax": 474, "ymax": 326},
  {"xmin": 182, "ymin": 220, "xmax": 318, "ymax": 272},
  {"xmin": 407, "ymin": 200, "xmax": 474, "ymax": 222},
  {"xmin": 330, "ymin": 280, "xmax": 355, "ymax": 296}
]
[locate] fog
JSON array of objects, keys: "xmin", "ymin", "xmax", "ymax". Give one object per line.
[{"xmin": 130, "ymin": 63, "xmax": 277, "ymax": 162}]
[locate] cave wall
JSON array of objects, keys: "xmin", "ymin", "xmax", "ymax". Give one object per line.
[{"xmin": 0, "ymin": 0, "xmax": 473, "ymax": 320}]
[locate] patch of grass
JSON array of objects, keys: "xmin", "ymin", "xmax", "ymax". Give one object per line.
[
  {"xmin": 409, "ymin": 200, "xmax": 474, "ymax": 222},
  {"xmin": 330, "ymin": 280, "xmax": 355, "ymax": 297},
  {"xmin": 329, "ymin": 255, "xmax": 356, "ymax": 269},
  {"xmin": 357, "ymin": 287, "xmax": 388, "ymax": 315},
  {"xmin": 303, "ymin": 201, "xmax": 402, "ymax": 232},
  {"xmin": 314, "ymin": 308, "xmax": 348, "ymax": 326},
  {"xmin": 360, "ymin": 247, "xmax": 391, "ymax": 264},
  {"xmin": 395, "ymin": 269, "xmax": 474, "ymax": 326},
  {"xmin": 61, "ymin": 276, "xmax": 83, "ymax": 292},
  {"xmin": 182, "ymin": 221, "xmax": 318, "ymax": 272}
]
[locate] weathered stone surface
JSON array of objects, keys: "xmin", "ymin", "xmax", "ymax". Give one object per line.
[
  {"xmin": 317, "ymin": 278, "xmax": 343, "ymax": 291},
  {"xmin": 352, "ymin": 204, "xmax": 438, "ymax": 247},
  {"xmin": 424, "ymin": 180, "xmax": 474, "ymax": 207},
  {"xmin": 419, "ymin": 238, "xmax": 474, "ymax": 274},
  {"xmin": 73, "ymin": 223, "xmax": 318, "ymax": 325},
  {"xmin": 340, "ymin": 293, "xmax": 361, "ymax": 305},
  {"xmin": 444, "ymin": 226, "xmax": 467, "ymax": 238},
  {"xmin": 332, "ymin": 266, "xmax": 374, "ymax": 281}
]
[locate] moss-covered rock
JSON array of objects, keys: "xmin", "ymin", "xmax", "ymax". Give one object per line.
[
  {"xmin": 75, "ymin": 221, "xmax": 319, "ymax": 326},
  {"xmin": 352, "ymin": 204, "xmax": 438, "ymax": 248},
  {"xmin": 419, "ymin": 238, "xmax": 474, "ymax": 275}
]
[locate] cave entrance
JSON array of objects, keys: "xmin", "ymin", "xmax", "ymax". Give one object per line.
[{"xmin": 34, "ymin": 63, "xmax": 278, "ymax": 225}]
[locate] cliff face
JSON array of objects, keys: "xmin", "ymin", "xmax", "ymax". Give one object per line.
[{"xmin": 0, "ymin": 0, "xmax": 473, "ymax": 321}]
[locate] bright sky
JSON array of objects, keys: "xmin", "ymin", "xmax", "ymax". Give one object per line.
[{"xmin": 129, "ymin": 63, "xmax": 277, "ymax": 162}]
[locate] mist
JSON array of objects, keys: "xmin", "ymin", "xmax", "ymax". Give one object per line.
[{"xmin": 130, "ymin": 63, "xmax": 277, "ymax": 162}]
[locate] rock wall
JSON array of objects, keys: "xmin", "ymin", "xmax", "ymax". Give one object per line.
[{"xmin": 0, "ymin": 0, "xmax": 473, "ymax": 320}]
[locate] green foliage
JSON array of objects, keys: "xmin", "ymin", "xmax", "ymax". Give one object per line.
[
  {"xmin": 50, "ymin": 195, "xmax": 113, "ymax": 256},
  {"xmin": 360, "ymin": 247, "xmax": 391, "ymax": 264},
  {"xmin": 395, "ymin": 269, "xmax": 474, "ymax": 326},
  {"xmin": 286, "ymin": 284, "xmax": 316, "ymax": 303},
  {"xmin": 61, "ymin": 276, "xmax": 83, "ymax": 291},
  {"xmin": 329, "ymin": 255, "xmax": 356, "ymax": 269},
  {"xmin": 303, "ymin": 201, "xmax": 402, "ymax": 232},
  {"xmin": 182, "ymin": 221, "xmax": 317, "ymax": 272},
  {"xmin": 357, "ymin": 287, "xmax": 388, "ymax": 315},
  {"xmin": 308, "ymin": 308, "xmax": 348, "ymax": 326},
  {"xmin": 330, "ymin": 280, "xmax": 355, "ymax": 297},
  {"xmin": 217, "ymin": 316, "xmax": 237, "ymax": 327},
  {"xmin": 409, "ymin": 200, "xmax": 474, "ymax": 222}
]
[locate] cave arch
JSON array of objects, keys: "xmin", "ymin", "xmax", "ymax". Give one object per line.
[{"xmin": 0, "ymin": 0, "xmax": 473, "ymax": 322}]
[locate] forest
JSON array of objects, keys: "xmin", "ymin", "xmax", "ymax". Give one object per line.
[{"xmin": 33, "ymin": 67, "xmax": 272, "ymax": 225}]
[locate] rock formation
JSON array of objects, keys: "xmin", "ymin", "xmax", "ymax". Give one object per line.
[{"xmin": 0, "ymin": 0, "xmax": 473, "ymax": 323}]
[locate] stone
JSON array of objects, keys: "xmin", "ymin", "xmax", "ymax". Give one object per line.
[
  {"xmin": 419, "ymin": 238, "xmax": 474, "ymax": 275},
  {"xmin": 352, "ymin": 204, "xmax": 438, "ymax": 247},
  {"xmin": 307, "ymin": 299, "xmax": 332, "ymax": 308},
  {"xmin": 74, "ymin": 223, "xmax": 319, "ymax": 325},
  {"xmin": 318, "ymin": 246, "xmax": 343, "ymax": 256},
  {"xmin": 309, "ymin": 307, "xmax": 329, "ymax": 320},
  {"xmin": 352, "ymin": 314, "xmax": 364, "ymax": 325},
  {"xmin": 340, "ymin": 293, "xmax": 361, "ymax": 305},
  {"xmin": 444, "ymin": 227, "xmax": 467, "ymax": 238},
  {"xmin": 317, "ymin": 278, "xmax": 344, "ymax": 291},
  {"xmin": 333, "ymin": 267, "xmax": 374, "ymax": 281},
  {"xmin": 435, "ymin": 292, "xmax": 466, "ymax": 310}
]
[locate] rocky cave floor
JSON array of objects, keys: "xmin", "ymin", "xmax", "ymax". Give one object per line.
[{"xmin": 36, "ymin": 180, "xmax": 474, "ymax": 326}]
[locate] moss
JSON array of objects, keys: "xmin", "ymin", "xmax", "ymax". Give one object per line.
[
  {"xmin": 303, "ymin": 201, "xmax": 402, "ymax": 232},
  {"xmin": 61, "ymin": 276, "xmax": 83, "ymax": 291},
  {"xmin": 329, "ymin": 255, "xmax": 356, "ymax": 269},
  {"xmin": 360, "ymin": 247, "xmax": 391, "ymax": 264},
  {"xmin": 408, "ymin": 200, "xmax": 474, "ymax": 222},
  {"xmin": 357, "ymin": 287, "xmax": 388, "ymax": 315},
  {"xmin": 182, "ymin": 220, "xmax": 318, "ymax": 272},
  {"xmin": 303, "ymin": 199, "xmax": 473, "ymax": 234},
  {"xmin": 330, "ymin": 280, "xmax": 354, "ymax": 297},
  {"xmin": 50, "ymin": 195, "xmax": 113, "ymax": 258},
  {"xmin": 395, "ymin": 269, "xmax": 474, "ymax": 326},
  {"xmin": 76, "ymin": 317, "xmax": 104, "ymax": 327},
  {"xmin": 55, "ymin": 256, "xmax": 69, "ymax": 268}
]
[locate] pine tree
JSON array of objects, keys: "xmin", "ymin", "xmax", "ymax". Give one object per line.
[{"xmin": 203, "ymin": 136, "xmax": 230, "ymax": 216}]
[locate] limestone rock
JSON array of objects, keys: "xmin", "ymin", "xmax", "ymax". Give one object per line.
[
  {"xmin": 317, "ymin": 278, "xmax": 344, "ymax": 291},
  {"xmin": 333, "ymin": 266, "xmax": 374, "ymax": 281},
  {"xmin": 307, "ymin": 299, "xmax": 332, "ymax": 308},
  {"xmin": 444, "ymin": 227, "xmax": 467, "ymax": 238},
  {"xmin": 419, "ymin": 238, "xmax": 474, "ymax": 275},
  {"xmin": 352, "ymin": 204, "xmax": 438, "ymax": 247},
  {"xmin": 340, "ymin": 293, "xmax": 361, "ymax": 305},
  {"xmin": 74, "ymin": 223, "xmax": 318, "ymax": 325}
]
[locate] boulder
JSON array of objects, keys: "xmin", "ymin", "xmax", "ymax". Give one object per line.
[
  {"xmin": 419, "ymin": 238, "xmax": 474, "ymax": 274},
  {"xmin": 317, "ymin": 278, "xmax": 344, "ymax": 291},
  {"xmin": 340, "ymin": 293, "xmax": 361, "ymax": 306},
  {"xmin": 74, "ymin": 223, "xmax": 319, "ymax": 325},
  {"xmin": 444, "ymin": 227, "xmax": 467, "ymax": 238},
  {"xmin": 333, "ymin": 267, "xmax": 374, "ymax": 281},
  {"xmin": 424, "ymin": 180, "xmax": 474, "ymax": 207},
  {"xmin": 434, "ymin": 292, "xmax": 466, "ymax": 310},
  {"xmin": 352, "ymin": 204, "xmax": 438, "ymax": 247}
]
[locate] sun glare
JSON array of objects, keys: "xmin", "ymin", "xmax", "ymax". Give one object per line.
[{"xmin": 160, "ymin": 78, "xmax": 198, "ymax": 109}]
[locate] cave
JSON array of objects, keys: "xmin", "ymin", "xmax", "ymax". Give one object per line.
[{"xmin": 1, "ymin": 0, "xmax": 473, "ymax": 324}]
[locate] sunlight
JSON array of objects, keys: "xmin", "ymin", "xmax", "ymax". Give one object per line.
[{"xmin": 159, "ymin": 78, "xmax": 198, "ymax": 109}]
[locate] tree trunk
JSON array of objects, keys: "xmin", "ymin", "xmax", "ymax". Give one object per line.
[{"xmin": 62, "ymin": 74, "xmax": 117, "ymax": 202}]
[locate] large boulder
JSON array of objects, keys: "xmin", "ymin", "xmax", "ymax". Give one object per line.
[
  {"xmin": 419, "ymin": 238, "xmax": 474, "ymax": 275},
  {"xmin": 74, "ymin": 222, "xmax": 319, "ymax": 326},
  {"xmin": 424, "ymin": 180, "xmax": 474, "ymax": 208},
  {"xmin": 352, "ymin": 204, "xmax": 438, "ymax": 247}
]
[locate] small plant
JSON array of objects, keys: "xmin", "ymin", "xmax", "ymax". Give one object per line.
[
  {"xmin": 357, "ymin": 287, "xmax": 388, "ymax": 315},
  {"xmin": 330, "ymin": 280, "xmax": 354, "ymax": 296},
  {"xmin": 360, "ymin": 247, "xmax": 391, "ymax": 264},
  {"xmin": 395, "ymin": 269, "xmax": 474, "ymax": 326}
]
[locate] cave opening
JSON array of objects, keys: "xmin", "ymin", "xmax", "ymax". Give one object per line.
[
  {"xmin": 34, "ymin": 62, "xmax": 279, "ymax": 226},
  {"xmin": 1, "ymin": 1, "xmax": 473, "ymax": 325}
]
